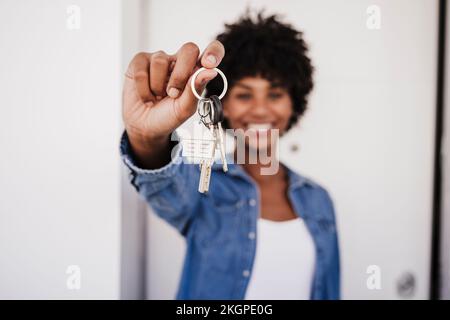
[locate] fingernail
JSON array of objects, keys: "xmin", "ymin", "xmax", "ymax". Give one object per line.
[
  {"xmin": 206, "ymin": 55, "xmax": 217, "ymax": 65},
  {"xmin": 168, "ymin": 87, "xmax": 180, "ymax": 98}
]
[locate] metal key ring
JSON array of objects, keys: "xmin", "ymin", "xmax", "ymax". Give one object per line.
[
  {"xmin": 190, "ymin": 67, "xmax": 228, "ymax": 100},
  {"xmin": 197, "ymin": 98, "xmax": 211, "ymax": 117},
  {"xmin": 198, "ymin": 100, "xmax": 215, "ymax": 127}
]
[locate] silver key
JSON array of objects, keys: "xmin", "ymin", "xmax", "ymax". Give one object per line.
[
  {"xmin": 210, "ymin": 95, "xmax": 228, "ymax": 172},
  {"xmin": 207, "ymin": 122, "xmax": 227, "ymax": 173},
  {"xmin": 196, "ymin": 96, "xmax": 227, "ymax": 193},
  {"xmin": 198, "ymin": 159, "xmax": 212, "ymax": 193},
  {"xmin": 198, "ymin": 123, "xmax": 218, "ymax": 193},
  {"xmin": 197, "ymin": 100, "xmax": 216, "ymax": 193}
]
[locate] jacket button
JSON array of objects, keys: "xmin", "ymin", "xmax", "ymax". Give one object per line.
[
  {"xmin": 249, "ymin": 199, "xmax": 257, "ymax": 207},
  {"xmin": 243, "ymin": 270, "xmax": 250, "ymax": 277},
  {"xmin": 248, "ymin": 232, "xmax": 256, "ymax": 240}
]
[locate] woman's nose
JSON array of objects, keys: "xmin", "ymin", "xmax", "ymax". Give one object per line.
[{"xmin": 250, "ymin": 98, "xmax": 270, "ymax": 116}]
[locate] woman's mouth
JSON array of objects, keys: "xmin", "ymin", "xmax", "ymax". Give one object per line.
[{"xmin": 246, "ymin": 123, "xmax": 273, "ymax": 132}]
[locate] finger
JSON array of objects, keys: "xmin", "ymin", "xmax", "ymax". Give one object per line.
[
  {"xmin": 126, "ymin": 52, "xmax": 154, "ymax": 103},
  {"xmin": 176, "ymin": 68, "xmax": 218, "ymax": 119},
  {"xmin": 149, "ymin": 51, "xmax": 171, "ymax": 98},
  {"xmin": 166, "ymin": 42, "xmax": 200, "ymax": 99},
  {"xmin": 199, "ymin": 40, "xmax": 225, "ymax": 69}
]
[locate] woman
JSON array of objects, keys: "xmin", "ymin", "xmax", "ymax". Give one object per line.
[{"xmin": 121, "ymin": 12, "xmax": 340, "ymax": 300}]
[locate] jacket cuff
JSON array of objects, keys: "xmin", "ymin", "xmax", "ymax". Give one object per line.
[{"xmin": 120, "ymin": 130, "xmax": 183, "ymax": 182}]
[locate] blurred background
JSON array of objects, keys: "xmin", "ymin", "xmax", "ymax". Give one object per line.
[{"xmin": 0, "ymin": 0, "xmax": 449, "ymax": 299}]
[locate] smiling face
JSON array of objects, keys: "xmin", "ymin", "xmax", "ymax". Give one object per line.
[{"xmin": 222, "ymin": 76, "xmax": 294, "ymax": 150}]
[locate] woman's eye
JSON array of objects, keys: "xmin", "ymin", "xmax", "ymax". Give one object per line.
[
  {"xmin": 235, "ymin": 93, "xmax": 252, "ymax": 100},
  {"xmin": 268, "ymin": 92, "xmax": 283, "ymax": 99}
]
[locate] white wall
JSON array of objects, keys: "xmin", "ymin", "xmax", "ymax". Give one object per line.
[
  {"xmin": 143, "ymin": 0, "xmax": 438, "ymax": 299},
  {"xmin": 0, "ymin": 0, "xmax": 122, "ymax": 299}
]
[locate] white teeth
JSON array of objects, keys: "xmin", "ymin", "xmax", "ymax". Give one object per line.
[{"xmin": 247, "ymin": 123, "xmax": 272, "ymax": 130}]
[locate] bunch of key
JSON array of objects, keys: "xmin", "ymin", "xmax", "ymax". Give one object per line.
[
  {"xmin": 188, "ymin": 67, "xmax": 229, "ymax": 193},
  {"xmin": 196, "ymin": 95, "xmax": 228, "ymax": 193}
]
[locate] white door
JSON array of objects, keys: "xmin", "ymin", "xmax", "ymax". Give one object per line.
[{"xmin": 142, "ymin": 0, "xmax": 438, "ymax": 299}]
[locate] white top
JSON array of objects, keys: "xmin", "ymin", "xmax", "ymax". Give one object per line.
[{"xmin": 244, "ymin": 217, "xmax": 316, "ymax": 300}]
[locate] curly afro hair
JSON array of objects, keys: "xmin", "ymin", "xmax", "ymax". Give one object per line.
[{"xmin": 206, "ymin": 10, "xmax": 314, "ymax": 131}]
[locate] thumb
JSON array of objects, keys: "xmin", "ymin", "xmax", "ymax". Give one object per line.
[{"xmin": 176, "ymin": 68, "xmax": 218, "ymax": 115}]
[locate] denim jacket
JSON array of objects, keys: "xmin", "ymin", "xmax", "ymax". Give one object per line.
[{"xmin": 120, "ymin": 131, "xmax": 340, "ymax": 300}]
